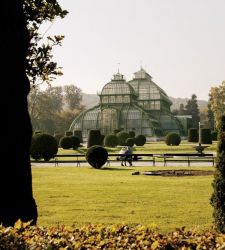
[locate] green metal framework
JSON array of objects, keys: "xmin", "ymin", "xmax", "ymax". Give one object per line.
[{"xmin": 70, "ymin": 69, "xmax": 184, "ymax": 138}]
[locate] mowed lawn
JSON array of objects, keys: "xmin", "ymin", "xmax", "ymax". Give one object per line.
[{"xmin": 32, "ymin": 164, "xmax": 215, "ymax": 232}]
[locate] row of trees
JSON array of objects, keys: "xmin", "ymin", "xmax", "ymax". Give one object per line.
[
  {"xmin": 172, "ymin": 94, "xmax": 200, "ymax": 129},
  {"xmin": 208, "ymin": 81, "xmax": 225, "ymax": 130},
  {"xmin": 28, "ymin": 85, "xmax": 83, "ymax": 134}
]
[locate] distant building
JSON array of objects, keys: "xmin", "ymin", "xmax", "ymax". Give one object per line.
[{"xmin": 70, "ymin": 68, "xmax": 184, "ymax": 138}]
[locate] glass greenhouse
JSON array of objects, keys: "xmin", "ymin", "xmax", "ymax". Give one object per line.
[{"xmin": 70, "ymin": 68, "xmax": 184, "ymax": 138}]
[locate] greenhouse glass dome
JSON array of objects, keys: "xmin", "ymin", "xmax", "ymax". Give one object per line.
[{"xmin": 70, "ymin": 68, "xmax": 184, "ymax": 138}]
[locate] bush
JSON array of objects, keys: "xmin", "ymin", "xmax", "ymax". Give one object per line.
[
  {"xmin": 87, "ymin": 129, "xmax": 102, "ymax": 148},
  {"xmin": 70, "ymin": 136, "xmax": 80, "ymax": 150},
  {"xmin": 211, "ymin": 115, "xmax": 225, "ymax": 232},
  {"xmin": 211, "ymin": 131, "xmax": 218, "ymax": 141},
  {"xmin": 59, "ymin": 136, "xmax": 73, "ymax": 149},
  {"xmin": 188, "ymin": 128, "xmax": 198, "ymax": 142},
  {"xmin": 201, "ymin": 128, "xmax": 212, "ymax": 144},
  {"xmin": 100, "ymin": 134, "xmax": 105, "ymax": 146},
  {"xmin": 104, "ymin": 134, "xmax": 118, "ymax": 147},
  {"xmin": 134, "ymin": 135, "xmax": 146, "ymax": 146},
  {"xmin": 113, "ymin": 129, "xmax": 121, "ymax": 134},
  {"xmin": 73, "ymin": 130, "xmax": 83, "ymax": 143},
  {"xmin": 165, "ymin": 132, "xmax": 181, "ymax": 146},
  {"xmin": 30, "ymin": 133, "xmax": 58, "ymax": 161},
  {"xmin": 128, "ymin": 131, "xmax": 135, "ymax": 138},
  {"xmin": 1, "ymin": 223, "xmax": 225, "ymax": 249},
  {"xmin": 54, "ymin": 133, "xmax": 63, "ymax": 146},
  {"xmin": 126, "ymin": 138, "xmax": 134, "ymax": 147},
  {"xmin": 117, "ymin": 131, "xmax": 129, "ymax": 146},
  {"xmin": 86, "ymin": 145, "xmax": 108, "ymax": 169},
  {"xmin": 154, "ymin": 128, "xmax": 164, "ymax": 137},
  {"xmin": 65, "ymin": 131, "xmax": 73, "ymax": 136}
]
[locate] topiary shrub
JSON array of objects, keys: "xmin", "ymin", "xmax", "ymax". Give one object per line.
[
  {"xmin": 34, "ymin": 130, "xmax": 42, "ymax": 135},
  {"xmin": 117, "ymin": 131, "xmax": 129, "ymax": 146},
  {"xmin": 201, "ymin": 128, "xmax": 212, "ymax": 144},
  {"xmin": 87, "ymin": 129, "xmax": 102, "ymax": 148},
  {"xmin": 86, "ymin": 145, "xmax": 108, "ymax": 169},
  {"xmin": 100, "ymin": 134, "xmax": 105, "ymax": 146},
  {"xmin": 113, "ymin": 129, "xmax": 121, "ymax": 134},
  {"xmin": 126, "ymin": 138, "xmax": 134, "ymax": 147},
  {"xmin": 30, "ymin": 133, "xmax": 58, "ymax": 161},
  {"xmin": 128, "ymin": 131, "xmax": 135, "ymax": 138},
  {"xmin": 134, "ymin": 134, "xmax": 146, "ymax": 146},
  {"xmin": 70, "ymin": 136, "xmax": 80, "ymax": 150},
  {"xmin": 211, "ymin": 131, "xmax": 218, "ymax": 141},
  {"xmin": 165, "ymin": 132, "xmax": 181, "ymax": 146},
  {"xmin": 59, "ymin": 136, "xmax": 73, "ymax": 149},
  {"xmin": 73, "ymin": 130, "xmax": 83, "ymax": 143},
  {"xmin": 188, "ymin": 128, "xmax": 198, "ymax": 142},
  {"xmin": 54, "ymin": 133, "xmax": 63, "ymax": 146},
  {"xmin": 154, "ymin": 128, "xmax": 164, "ymax": 137},
  {"xmin": 211, "ymin": 115, "xmax": 225, "ymax": 232},
  {"xmin": 104, "ymin": 134, "xmax": 118, "ymax": 147},
  {"xmin": 65, "ymin": 130, "xmax": 73, "ymax": 136}
]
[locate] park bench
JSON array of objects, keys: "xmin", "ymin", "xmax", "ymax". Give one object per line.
[
  {"xmin": 53, "ymin": 154, "xmax": 86, "ymax": 167},
  {"xmin": 107, "ymin": 153, "xmax": 156, "ymax": 166},
  {"xmin": 161, "ymin": 153, "xmax": 215, "ymax": 166}
]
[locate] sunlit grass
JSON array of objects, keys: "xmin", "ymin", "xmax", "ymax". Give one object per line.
[{"xmin": 32, "ymin": 164, "xmax": 214, "ymax": 233}]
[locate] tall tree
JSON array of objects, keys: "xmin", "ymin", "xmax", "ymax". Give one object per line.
[
  {"xmin": 185, "ymin": 94, "xmax": 200, "ymax": 128},
  {"xmin": 64, "ymin": 85, "xmax": 83, "ymax": 110},
  {"xmin": 208, "ymin": 81, "xmax": 225, "ymax": 129},
  {"xmin": 0, "ymin": 0, "xmax": 67, "ymax": 226},
  {"xmin": 211, "ymin": 115, "xmax": 225, "ymax": 232},
  {"xmin": 0, "ymin": 1, "xmax": 38, "ymax": 226},
  {"xmin": 207, "ymin": 102, "xmax": 215, "ymax": 131}
]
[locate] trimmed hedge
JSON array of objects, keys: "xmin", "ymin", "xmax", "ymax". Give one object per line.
[
  {"xmin": 86, "ymin": 145, "xmax": 108, "ymax": 169},
  {"xmin": 165, "ymin": 132, "xmax": 181, "ymax": 146},
  {"xmin": 117, "ymin": 131, "xmax": 129, "ymax": 146},
  {"xmin": 128, "ymin": 131, "xmax": 135, "ymax": 138},
  {"xmin": 201, "ymin": 128, "xmax": 212, "ymax": 144},
  {"xmin": 65, "ymin": 131, "xmax": 73, "ymax": 136},
  {"xmin": 59, "ymin": 136, "xmax": 73, "ymax": 149},
  {"xmin": 73, "ymin": 130, "xmax": 83, "ymax": 143},
  {"xmin": 134, "ymin": 134, "xmax": 146, "ymax": 146},
  {"xmin": 211, "ymin": 131, "xmax": 218, "ymax": 141},
  {"xmin": 87, "ymin": 129, "xmax": 102, "ymax": 148},
  {"xmin": 188, "ymin": 128, "xmax": 198, "ymax": 142},
  {"xmin": 30, "ymin": 133, "xmax": 58, "ymax": 161},
  {"xmin": 104, "ymin": 134, "xmax": 118, "ymax": 147},
  {"xmin": 126, "ymin": 138, "xmax": 134, "ymax": 147},
  {"xmin": 54, "ymin": 133, "xmax": 63, "ymax": 146},
  {"xmin": 70, "ymin": 136, "xmax": 80, "ymax": 150}
]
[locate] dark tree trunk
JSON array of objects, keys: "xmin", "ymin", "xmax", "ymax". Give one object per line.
[{"xmin": 0, "ymin": 1, "xmax": 38, "ymax": 226}]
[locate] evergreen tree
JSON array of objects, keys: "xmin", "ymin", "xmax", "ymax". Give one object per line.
[
  {"xmin": 185, "ymin": 94, "xmax": 200, "ymax": 128},
  {"xmin": 211, "ymin": 115, "xmax": 225, "ymax": 232}
]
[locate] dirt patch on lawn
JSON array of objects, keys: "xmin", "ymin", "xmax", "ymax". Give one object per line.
[{"xmin": 132, "ymin": 169, "xmax": 214, "ymax": 177}]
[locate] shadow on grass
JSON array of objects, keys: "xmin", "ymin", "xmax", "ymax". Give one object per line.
[{"xmin": 101, "ymin": 167, "xmax": 134, "ymax": 171}]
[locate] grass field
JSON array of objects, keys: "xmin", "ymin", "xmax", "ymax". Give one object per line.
[
  {"xmin": 32, "ymin": 164, "xmax": 215, "ymax": 233},
  {"xmin": 32, "ymin": 141, "xmax": 217, "ymax": 232}
]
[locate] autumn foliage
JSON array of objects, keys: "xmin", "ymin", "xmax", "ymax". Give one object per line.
[{"xmin": 0, "ymin": 221, "xmax": 225, "ymax": 249}]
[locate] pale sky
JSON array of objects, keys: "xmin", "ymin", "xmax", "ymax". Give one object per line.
[{"xmin": 45, "ymin": 0, "xmax": 225, "ymax": 101}]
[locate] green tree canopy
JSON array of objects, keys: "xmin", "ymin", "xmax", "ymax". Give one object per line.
[
  {"xmin": 185, "ymin": 94, "xmax": 200, "ymax": 128},
  {"xmin": 208, "ymin": 81, "xmax": 225, "ymax": 129},
  {"xmin": 24, "ymin": 0, "xmax": 68, "ymax": 88}
]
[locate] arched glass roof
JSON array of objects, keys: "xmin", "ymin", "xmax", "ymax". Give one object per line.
[{"xmin": 101, "ymin": 73, "xmax": 136, "ymax": 96}]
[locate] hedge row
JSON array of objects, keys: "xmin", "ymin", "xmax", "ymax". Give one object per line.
[{"xmin": 0, "ymin": 221, "xmax": 224, "ymax": 249}]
